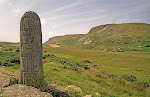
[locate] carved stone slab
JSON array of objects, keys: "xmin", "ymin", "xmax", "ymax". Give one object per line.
[{"xmin": 20, "ymin": 11, "xmax": 43, "ymax": 85}]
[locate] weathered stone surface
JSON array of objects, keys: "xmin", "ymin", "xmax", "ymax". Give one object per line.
[
  {"xmin": 20, "ymin": 11, "xmax": 43, "ymax": 86},
  {"xmin": 0, "ymin": 84, "xmax": 53, "ymax": 97}
]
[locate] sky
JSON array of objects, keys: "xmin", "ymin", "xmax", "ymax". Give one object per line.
[{"xmin": 0, "ymin": 0, "xmax": 150, "ymax": 43}]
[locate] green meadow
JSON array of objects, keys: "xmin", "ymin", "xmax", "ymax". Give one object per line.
[
  {"xmin": 0, "ymin": 43, "xmax": 150, "ymax": 97},
  {"xmin": 42, "ymin": 44, "xmax": 150, "ymax": 96}
]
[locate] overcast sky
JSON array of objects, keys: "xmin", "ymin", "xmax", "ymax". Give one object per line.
[{"xmin": 0, "ymin": 0, "xmax": 150, "ymax": 42}]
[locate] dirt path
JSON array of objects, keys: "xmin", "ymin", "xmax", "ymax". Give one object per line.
[{"xmin": 49, "ymin": 44, "xmax": 60, "ymax": 48}]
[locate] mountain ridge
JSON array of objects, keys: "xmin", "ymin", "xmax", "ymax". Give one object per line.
[{"xmin": 45, "ymin": 23, "xmax": 150, "ymax": 51}]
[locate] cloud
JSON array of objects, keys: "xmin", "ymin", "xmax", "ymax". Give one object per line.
[
  {"xmin": 41, "ymin": 18, "xmax": 47, "ymax": 25},
  {"xmin": 47, "ymin": 15, "xmax": 106, "ymax": 28},
  {"xmin": 13, "ymin": 8, "xmax": 21, "ymax": 13},
  {"xmin": 0, "ymin": 0, "xmax": 8, "ymax": 4},
  {"xmin": 42, "ymin": 31, "xmax": 65, "ymax": 43},
  {"xmin": 42, "ymin": 0, "xmax": 86, "ymax": 16},
  {"xmin": 48, "ymin": 32, "xmax": 65, "ymax": 38},
  {"xmin": 47, "ymin": 14, "xmax": 72, "ymax": 21},
  {"xmin": 53, "ymin": 0, "xmax": 84, "ymax": 12}
]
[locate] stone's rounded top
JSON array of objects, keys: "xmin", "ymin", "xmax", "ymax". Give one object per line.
[
  {"xmin": 21, "ymin": 11, "xmax": 40, "ymax": 19},
  {"xmin": 25, "ymin": 11, "xmax": 37, "ymax": 14}
]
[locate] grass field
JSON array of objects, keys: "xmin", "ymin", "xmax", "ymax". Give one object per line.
[
  {"xmin": 42, "ymin": 44, "xmax": 150, "ymax": 96},
  {"xmin": 0, "ymin": 43, "xmax": 150, "ymax": 96}
]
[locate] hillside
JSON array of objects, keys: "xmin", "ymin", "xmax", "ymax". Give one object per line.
[
  {"xmin": 45, "ymin": 23, "xmax": 150, "ymax": 51},
  {"xmin": 45, "ymin": 34, "xmax": 84, "ymax": 45}
]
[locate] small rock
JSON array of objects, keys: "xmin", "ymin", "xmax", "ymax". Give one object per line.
[
  {"xmin": 67, "ymin": 85, "xmax": 83, "ymax": 96},
  {"xmin": 67, "ymin": 85, "xmax": 82, "ymax": 94},
  {"xmin": 48, "ymin": 84, "xmax": 69, "ymax": 96},
  {"xmin": 95, "ymin": 92, "xmax": 101, "ymax": 97},
  {"xmin": 9, "ymin": 77, "xmax": 18, "ymax": 85},
  {"xmin": 83, "ymin": 94, "xmax": 92, "ymax": 97},
  {"xmin": 3, "ymin": 77, "xmax": 18, "ymax": 87}
]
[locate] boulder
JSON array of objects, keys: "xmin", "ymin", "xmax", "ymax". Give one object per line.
[
  {"xmin": 47, "ymin": 84, "xmax": 69, "ymax": 96},
  {"xmin": 3, "ymin": 77, "xmax": 18, "ymax": 87},
  {"xmin": 67, "ymin": 85, "xmax": 83, "ymax": 96},
  {"xmin": 0, "ymin": 84, "xmax": 53, "ymax": 97},
  {"xmin": 67, "ymin": 85, "xmax": 82, "ymax": 94}
]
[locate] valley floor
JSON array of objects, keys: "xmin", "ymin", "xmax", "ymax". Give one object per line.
[
  {"xmin": 0, "ymin": 44, "xmax": 150, "ymax": 96},
  {"xmin": 42, "ymin": 44, "xmax": 150, "ymax": 96}
]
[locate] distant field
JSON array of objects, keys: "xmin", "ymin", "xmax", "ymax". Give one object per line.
[{"xmin": 43, "ymin": 44, "xmax": 150, "ymax": 82}]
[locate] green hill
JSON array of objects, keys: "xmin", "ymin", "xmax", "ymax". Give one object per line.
[{"xmin": 45, "ymin": 23, "xmax": 150, "ymax": 51}]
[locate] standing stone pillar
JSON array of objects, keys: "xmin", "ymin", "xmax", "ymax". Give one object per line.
[{"xmin": 20, "ymin": 11, "xmax": 44, "ymax": 86}]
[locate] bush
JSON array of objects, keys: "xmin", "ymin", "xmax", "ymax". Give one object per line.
[
  {"xmin": 43, "ymin": 54, "xmax": 93, "ymax": 71},
  {"xmin": 43, "ymin": 54, "xmax": 79, "ymax": 71},
  {"xmin": 84, "ymin": 65, "xmax": 90, "ymax": 70},
  {"xmin": 121, "ymin": 75, "xmax": 137, "ymax": 82},
  {"xmin": 34, "ymin": 77, "xmax": 48, "ymax": 91},
  {"xmin": 2, "ymin": 62, "xmax": 14, "ymax": 67},
  {"xmin": 0, "ymin": 51, "xmax": 20, "ymax": 67},
  {"xmin": 144, "ymin": 45, "xmax": 150, "ymax": 47},
  {"xmin": 81, "ymin": 60, "xmax": 92, "ymax": 64},
  {"xmin": 137, "ymin": 81, "xmax": 150, "ymax": 88},
  {"xmin": 15, "ymin": 49, "xmax": 20, "ymax": 52},
  {"xmin": 107, "ymin": 74, "xmax": 117, "ymax": 78}
]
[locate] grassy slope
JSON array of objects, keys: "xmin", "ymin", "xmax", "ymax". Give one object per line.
[
  {"xmin": 45, "ymin": 23, "xmax": 150, "ymax": 51},
  {"xmin": 45, "ymin": 34, "xmax": 84, "ymax": 45},
  {"xmin": 43, "ymin": 44, "xmax": 150, "ymax": 96},
  {"xmin": 1, "ymin": 43, "xmax": 150, "ymax": 96}
]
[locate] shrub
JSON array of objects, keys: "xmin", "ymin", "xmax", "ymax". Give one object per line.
[
  {"xmin": 34, "ymin": 77, "xmax": 48, "ymax": 91},
  {"xmin": 15, "ymin": 49, "xmax": 20, "ymax": 52},
  {"xmin": 81, "ymin": 60, "xmax": 92, "ymax": 64},
  {"xmin": 0, "ymin": 51, "xmax": 20, "ymax": 67},
  {"xmin": 107, "ymin": 74, "xmax": 117, "ymax": 78},
  {"xmin": 144, "ymin": 45, "xmax": 150, "ymax": 47},
  {"xmin": 2, "ymin": 62, "xmax": 14, "ymax": 67},
  {"xmin": 137, "ymin": 81, "xmax": 150, "ymax": 88},
  {"xmin": 43, "ymin": 54, "xmax": 93, "ymax": 71},
  {"xmin": 121, "ymin": 75, "xmax": 137, "ymax": 82},
  {"xmin": 84, "ymin": 65, "xmax": 90, "ymax": 70},
  {"xmin": 44, "ymin": 54, "xmax": 79, "ymax": 71}
]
